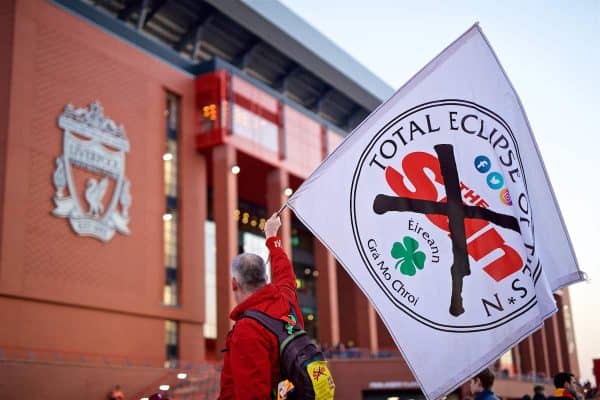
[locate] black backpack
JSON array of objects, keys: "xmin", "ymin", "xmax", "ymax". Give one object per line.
[{"xmin": 240, "ymin": 309, "xmax": 335, "ymax": 399}]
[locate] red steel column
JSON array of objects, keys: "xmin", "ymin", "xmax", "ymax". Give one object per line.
[
  {"xmin": 562, "ymin": 290, "xmax": 580, "ymax": 377},
  {"xmin": 533, "ymin": 326, "xmax": 551, "ymax": 378},
  {"xmin": 546, "ymin": 312, "xmax": 565, "ymax": 376},
  {"xmin": 518, "ymin": 336, "xmax": 537, "ymax": 375},
  {"xmin": 512, "ymin": 345, "xmax": 522, "ymax": 375},
  {"xmin": 367, "ymin": 304, "xmax": 379, "ymax": 354},
  {"xmin": 314, "ymin": 242, "xmax": 340, "ymax": 346},
  {"xmin": 354, "ymin": 285, "xmax": 378, "ymax": 354},
  {"xmin": 179, "ymin": 144, "xmax": 207, "ymax": 362},
  {"xmin": 336, "ymin": 268, "xmax": 357, "ymax": 345},
  {"xmin": 556, "ymin": 292, "xmax": 579, "ymax": 376},
  {"xmin": 213, "ymin": 145, "xmax": 238, "ymax": 358}
]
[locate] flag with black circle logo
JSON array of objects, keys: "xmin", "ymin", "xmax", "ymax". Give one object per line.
[{"xmin": 287, "ymin": 24, "xmax": 585, "ymax": 399}]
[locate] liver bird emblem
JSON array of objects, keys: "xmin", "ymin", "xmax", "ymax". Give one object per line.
[{"xmin": 85, "ymin": 177, "xmax": 109, "ymax": 217}]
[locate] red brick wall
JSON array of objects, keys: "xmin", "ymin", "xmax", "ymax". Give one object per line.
[
  {"xmin": 0, "ymin": 0, "xmax": 205, "ymax": 363},
  {"xmin": 0, "ymin": 296, "xmax": 163, "ymax": 359},
  {"xmin": 0, "ymin": 361, "xmax": 177, "ymax": 400}
]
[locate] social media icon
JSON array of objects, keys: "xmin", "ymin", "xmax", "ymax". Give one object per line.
[
  {"xmin": 487, "ymin": 172, "xmax": 504, "ymax": 190},
  {"xmin": 500, "ymin": 188, "xmax": 512, "ymax": 205},
  {"xmin": 474, "ymin": 155, "xmax": 491, "ymax": 173}
]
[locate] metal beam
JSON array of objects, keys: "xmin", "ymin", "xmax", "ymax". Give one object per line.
[
  {"xmin": 204, "ymin": 0, "xmax": 393, "ymax": 110},
  {"xmin": 306, "ymin": 88, "xmax": 333, "ymax": 113},
  {"xmin": 318, "ymin": 89, "xmax": 335, "ymax": 113},
  {"xmin": 118, "ymin": 0, "xmax": 143, "ymax": 21},
  {"xmin": 142, "ymin": 0, "xmax": 168, "ymax": 28},
  {"xmin": 191, "ymin": 24, "xmax": 205, "ymax": 61},
  {"xmin": 344, "ymin": 106, "xmax": 364, "ymax": 131},
  {"xmin": 233, "ymin": 41, "xmax": 261, "ymax": 70},
  {"xmin": 175, "ymin": 13, "xmax": 214, "ymax": 52},
  {"xmin": 136, "ymin": 0, "xmax": 150, "ymax": 30},
  {"xmin": 274, "ymin": 65, "xmax": 301, "ymax": 92}
]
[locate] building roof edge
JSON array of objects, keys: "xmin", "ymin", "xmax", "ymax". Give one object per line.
[{"xmin": 205, "ymin": 0, "xmax": 395, "ymax": 110}]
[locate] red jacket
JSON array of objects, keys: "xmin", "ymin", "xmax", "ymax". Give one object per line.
[{"xmin": 218, "ymin": 237, "xmax": 303, "ymax": 400}]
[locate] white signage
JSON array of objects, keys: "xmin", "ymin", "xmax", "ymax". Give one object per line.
[
  {"xmin": 52, "ymin": 101, "xmax": 131, "ymax": 241},
  {"xmin": 287, "ymin": 24, "xmax": 584, "ymax": 399}
]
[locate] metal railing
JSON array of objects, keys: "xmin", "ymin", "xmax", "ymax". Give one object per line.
[{"xmin": 131, "ymin": 363, "xmax": 221, "ymax": 400}]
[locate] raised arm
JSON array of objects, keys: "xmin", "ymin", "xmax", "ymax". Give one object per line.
[
  {"xmin": 264, "ymin": 214, "xmax": 296, "ymax": 294},
  {"xmin": 264, "ymin": 213, "xmax": 303, "ymax": 326}
]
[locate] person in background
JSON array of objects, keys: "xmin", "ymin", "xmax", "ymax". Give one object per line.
[
  {"xmin": 470, "ymin": 368, "xmax": 500, "ymax": 400},
  {"xmin": 533, "ymin": 385, "xmax": 547, "ymax": 400},
  {"xmin": 548, "ymin": 372, "xmax": 578, "ymax": 400},
  {"xmin": 108, "ymin": 385, "xmax": 124, "ymax": 400}
]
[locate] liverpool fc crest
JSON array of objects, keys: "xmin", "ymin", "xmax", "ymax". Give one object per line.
[{"xmin": 52, "ymin": 101, "xmax": 132, "ymax": 241}]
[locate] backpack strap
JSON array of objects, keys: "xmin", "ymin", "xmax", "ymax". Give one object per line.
[
  {"xmin": 240, "ymin": 310, "xmax": 292, "ymax": 344},
  {"xmin": 287, "ymin": 302, "xmax": 304, "ymax": 330}
]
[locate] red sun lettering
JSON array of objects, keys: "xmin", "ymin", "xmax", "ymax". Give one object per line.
[{"xmin": 385, "ymin": 151, "xmax": 523, "ymax": 282}]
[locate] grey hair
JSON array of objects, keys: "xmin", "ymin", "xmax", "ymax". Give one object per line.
[{"xmin": 231, "ymin": 253, "xmax": 267, "ymax": 292}]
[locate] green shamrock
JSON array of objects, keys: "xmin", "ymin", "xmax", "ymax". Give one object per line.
[{"xmin": 391, "ymin": 236, "xmax": 426, "ymax": 276}]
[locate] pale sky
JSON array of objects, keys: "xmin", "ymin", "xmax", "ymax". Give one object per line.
[{"xmin": 279, "ymin": 0, "xmax": 600, "ymax": 385}]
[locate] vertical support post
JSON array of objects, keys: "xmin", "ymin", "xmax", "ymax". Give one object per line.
[
  {"xmin": 320, "ymin": 125, "xmax": 328, "ymax": 160},
  {"xmin": 354, "ymin": 285, "xmax": 378, "ymax": 354},
  {"xmin": 556, "ymin": 293, "xmax": 579, "ymax": 375},
  {"xmin": 179, "ymin": 83, "xmax": 207, "ymax": 361},
  {"xmin": 532, "ymin": 325, "xmax": 551, "ymax": 378},
  {"xmin": 367, "ymin": 304, "xmax": 379, "ymax": 355},
  {"xmin": 512, "ymin": 345, "xmax": 522, "ymax": 375},
  {"xmin": 546, "ymin": 312, "xmax": 565, "ymax": 375},
  {"xmin": 518, "ymin": 336, "xmax": 537, "ymax": 376},
  {"xmin": 213, "ymin": 145, "xmax": 238, "ymax": 358},
  {"xmin": 314, "ymin": 241, "xmax": 339, "ymax": 346},
  {"xmin": 277, "ymin": 101, "xmax": 285, "ymax": 161}
]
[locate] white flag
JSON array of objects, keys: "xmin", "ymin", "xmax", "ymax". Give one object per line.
[{"xmin": 288, "ymin": 24, "xmax": 585, "ymax": 399}]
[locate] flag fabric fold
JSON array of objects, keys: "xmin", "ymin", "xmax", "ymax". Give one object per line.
[{"xmin": 287, "ymin": 24, "xmax": 584, "ymax": 399}]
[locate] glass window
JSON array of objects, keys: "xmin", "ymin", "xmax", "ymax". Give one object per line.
[
  {"xmin": 230, "ymin": 76, "xmax": 280, "ymax": 154},
  {"xmin": 237, "ymin": 204, "xmax": 270, "ymax": 279},
  {"xmin": 165, "ymin": 320, "xmax": 179, "ymax": 368},
  {"xmin": 237, "ymin": 203, "xmax": 267, "ymax": 238},
  {"xmin": 164, "ymin": 139, "xmax": 178, "ymax": 198},
  {"xmin": 232, "ymin": 104, "xmax": 279, "ymax": 153},
  {"xmin": 163, "ymin": 93, "xmax": 180, "ymax": 306},
  {"xmin": 204, "ymin": 221, "xmax": 217, "ymax": 339}
]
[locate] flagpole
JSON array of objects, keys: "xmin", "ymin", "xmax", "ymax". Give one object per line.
[
  {"xmin": 264, "ymin": 202, "xmax": 289, "ymax": 269},
  {"xmin": 275, "ymin": 202, "xmax": 288, "ymax": 218}
]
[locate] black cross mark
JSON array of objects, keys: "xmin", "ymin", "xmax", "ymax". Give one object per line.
[{"xmin": 372, "ymin": 144, "xmax": 521, "ymax": 316}]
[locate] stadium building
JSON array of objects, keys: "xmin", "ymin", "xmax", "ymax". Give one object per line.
[{"xmin": 0, "ymin": 0, "xmax": 580, "ymax": 399}]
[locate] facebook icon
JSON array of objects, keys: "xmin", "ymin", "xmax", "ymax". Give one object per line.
[{"xmin": 474, "ymin": 155, "xmax": 491, "ymax": 173}]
